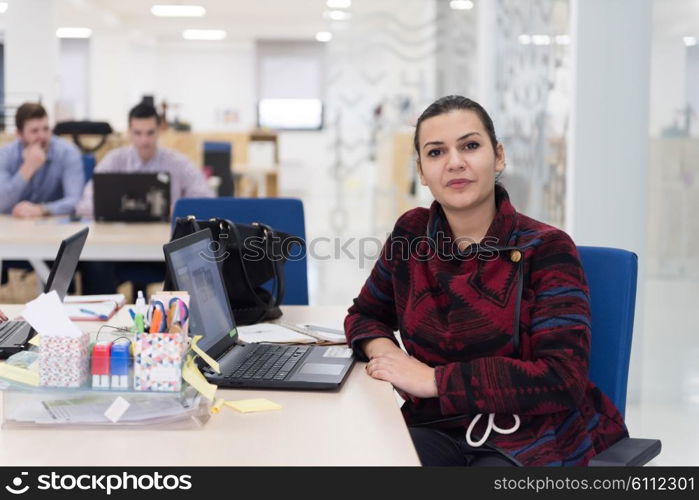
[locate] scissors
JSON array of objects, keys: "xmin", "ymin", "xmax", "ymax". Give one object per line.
[
  {"xmin": 147, "ymin": 300, "xmax": 168, "ymax": 333},
  {"xmin": 167, "ymin": 297, "xmax": 189, "ymax": 333}
]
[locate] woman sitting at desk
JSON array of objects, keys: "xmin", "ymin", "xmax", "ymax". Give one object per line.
[{"xmin": 344, "ymin": 95, "xmax": 627, "ymax": 466}]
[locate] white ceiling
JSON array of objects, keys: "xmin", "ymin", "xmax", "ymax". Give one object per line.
[
  {"xmin": 56, "ymin": 0, "xmax": 333, "ymax": 41},
  {"xmin": 52, "ymin": 0, "xmax": 699, "ymax": 44}
]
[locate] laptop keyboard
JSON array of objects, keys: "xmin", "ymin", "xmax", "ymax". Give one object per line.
[
  {"xmin": 0, "ymin": 321, "xmax": 26, "ymax": 344},
  {"xmin": 227, "ymin": 344, "xmax": 309, "ymax": 381}
]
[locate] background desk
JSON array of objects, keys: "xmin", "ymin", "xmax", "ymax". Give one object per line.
[
  {"xmin": 0, "ymin": 216, "xmax": 170, "ymax": 262},
  {"xmin": 0, "ymin": 216, "xmax": 171, "ymax": 289},
  {"xmin": 0, "ymin": 305, "xmax": 420, "ymax": 466}
]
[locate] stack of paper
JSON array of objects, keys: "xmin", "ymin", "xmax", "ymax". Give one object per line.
[
  {"xmin": 6, "ymin": 394, "xmax": 201, "ymax": 425},
  {"xmin": 63, "ymin": 294, "xmax": 125, "ymax": 321},
  {"xmin": 236, "ymin": 323, "xmax": 316, "ymax": 344}
]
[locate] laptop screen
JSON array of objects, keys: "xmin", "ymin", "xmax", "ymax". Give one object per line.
[
  {"xmin": 45, "ymin": 227, "xmax": 89, "ymax": 301},
  {"xmin": 164, "ymin": 229, "xmax": 238, "ymax": 356}
]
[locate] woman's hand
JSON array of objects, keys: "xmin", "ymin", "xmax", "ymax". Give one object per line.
[
  {"xmin": 366, "ymin": 350, "xmax": 438, "ymax": 399},
  {"xmin": 0, "ymin": 309, "xmax": 7, "ymax": 322}
]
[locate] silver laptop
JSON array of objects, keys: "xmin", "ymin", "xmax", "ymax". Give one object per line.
[{"xmin": 163, "ymin": 228, "xmax": 354, "ymax": 390}]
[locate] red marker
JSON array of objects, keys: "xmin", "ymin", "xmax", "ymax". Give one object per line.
[{"xmin": 92, "ymin": 343, "xmax": 112, "ymax": 389}]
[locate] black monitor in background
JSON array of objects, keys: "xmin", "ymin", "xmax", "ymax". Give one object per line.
[
  {"xmin": 203, "ymin": 142, "xmax": 234, "ymax": 197},
  {"xmin": 141, "ymin": 95, "xmax": 155, "ymax": 108},
  {"xmin": 45, "ymin": 227, "xmax": 89, "ymax": 300}
]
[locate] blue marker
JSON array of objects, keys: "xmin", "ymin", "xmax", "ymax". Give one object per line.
[{"xmin": 110, "ymin": 343, "xmax": 130, "ymax": 389}]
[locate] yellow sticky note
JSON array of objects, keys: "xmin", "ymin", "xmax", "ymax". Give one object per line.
[
  {"xmin": 28, "ymin": 335, "xmax": 40, "ymax": 346},
  {"xmin": 0, "ymin": 364, "xmax": 40, "ymax": 386},
  {"xmin": 211, "ymin": 398, "xmax": 225, "ymax": 415},
  {"xmin": 182, "ymin": 356, "xmax": 218, "ymax": 401},
  {"xmin": 224, "ymin": 398, "xmax": 282, "ymax": 414},
  {"xmin": 191, "ymin": 335, "xmax": 221, "ymax": 374}
]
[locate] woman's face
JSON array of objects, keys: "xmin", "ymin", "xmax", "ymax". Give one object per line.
[{"xmin": 417, "ymin": 109, "xmax": 505, "ymax": 213}]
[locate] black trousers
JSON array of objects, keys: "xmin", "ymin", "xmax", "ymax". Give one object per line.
[{"xmin": 409, "ymin": 427, "xmax": 517, "ymax": 467}]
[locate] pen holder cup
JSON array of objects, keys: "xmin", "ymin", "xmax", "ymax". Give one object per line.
[{"xmin": 133, "ymin": 331, "xmax": 186, "ymax": 392}]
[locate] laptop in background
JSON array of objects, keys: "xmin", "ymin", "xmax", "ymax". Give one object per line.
[
  {"xmin": 93, "ymin": 172, "xmax": 171, "ymax": 222},
  {"xmin": 0, "ymin": 227, "xmax": 89, "ymax": 358},
  {"xmin": 163, "ymin": 228, "xmax": 354, "ymax": 390}
]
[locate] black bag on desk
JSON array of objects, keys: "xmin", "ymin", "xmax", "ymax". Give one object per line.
[{"xmin": 164, "ymin": 216, "xmax": 304, "ymax": 325}]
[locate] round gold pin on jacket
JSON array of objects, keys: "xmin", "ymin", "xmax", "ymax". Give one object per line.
[{"xmin": 510, "ymin": 250, "xmax": 522, "ymax": 263}]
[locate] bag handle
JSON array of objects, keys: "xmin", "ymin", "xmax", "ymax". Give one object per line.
[
  {"xmin": 220, "ymin": 219, "xmax": 284, "ymax": 312},
  {"xmin": 253, "ymin": 221, "xmax": 285, "ymax": 308}
]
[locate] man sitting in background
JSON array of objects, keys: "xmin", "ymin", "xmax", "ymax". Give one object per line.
[
  {"xmin": 76, "ymin": 102, "xmax": 213, "ymax": 297},
  {"xmin": 0, "ymin": 103, "xmax": 84, "ymax": 289},
  {"xmin": 76, "ymin": 102, "xmax": 213, "ymax": 216},
  {"xmin": 0, "ymin": 102, "xmax": 84, "ymax": 217}
]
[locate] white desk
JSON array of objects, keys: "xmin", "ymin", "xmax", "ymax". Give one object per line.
[
  {"xmin": 0, "ymin": 305, "xmax": 420, "ymax": 466},
  {"xmin": 0, "ymin": 216, "xmax": 170, "ymax": 262}
]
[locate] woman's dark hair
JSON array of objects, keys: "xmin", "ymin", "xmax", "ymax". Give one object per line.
[{"xmin": 413, "ymin": 95, "xmax": 498, "ymax": 157}]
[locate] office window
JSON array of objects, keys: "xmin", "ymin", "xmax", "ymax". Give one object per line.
[
  {"xmin": 256, "ymin": 40, "xmax": 325, "ymax": 130},
  {"xmin": 56, "ymin": 38, "xmax": 90, "ymax": 121}
]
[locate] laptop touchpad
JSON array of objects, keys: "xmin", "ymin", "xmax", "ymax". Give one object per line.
[{"xmin": 298, "ymin": 363, "xmax": 344, "ymax": 376}]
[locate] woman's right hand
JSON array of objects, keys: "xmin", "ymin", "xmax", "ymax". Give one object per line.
[{"xmin": 0, "ymin": 309, "xmax": 7, "ymax": 322}]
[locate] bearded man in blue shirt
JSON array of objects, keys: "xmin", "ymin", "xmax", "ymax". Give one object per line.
[{"xmin": 0, "ymin": 102, "xmax": 84, "ymax": 217}]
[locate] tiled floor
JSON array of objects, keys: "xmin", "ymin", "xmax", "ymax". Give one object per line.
[{"xmin": 278, "ymin": 159, "xmax": 699, "ymax": 466}]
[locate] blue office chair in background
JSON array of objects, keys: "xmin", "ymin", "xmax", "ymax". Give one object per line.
[
  {"xmin": 578, "ymin": 246, "xmax": 662, "ymax": 466},
  {"xmin": 172, "ymin": 197, "xmax": 309, "ymax": 305},
  {"xmin": 82, "ymin": 153, "xmax": 96, "ymax": 184}
]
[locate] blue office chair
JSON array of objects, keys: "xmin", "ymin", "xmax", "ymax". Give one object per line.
[
  {"xmin": 172, "ymin": 197, "xmax": 309, "ymax": 305},
  {"xmin": 578, "ymin": 246, "xmax": 661, "ymax": 466},
  {"xmin": 82, "ymin": 153, "xmax": 96, "ymax": 184}
]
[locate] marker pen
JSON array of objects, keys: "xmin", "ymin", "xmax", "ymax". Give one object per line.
[
  {"xmin": 91, "ymin": 343, "xmax": 111, "ymax": 389},
  {"xmin": 110, "ymin": 342, "xmax": 130, "ymax": 389}
]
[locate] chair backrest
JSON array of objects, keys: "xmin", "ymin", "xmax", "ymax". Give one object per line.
[
  {"xmin": 202, "ymin": 141, "xmax": 234, "ymax": 197},
  {"xmin": 577, "ymin": 246, "xmax": 638, "ymax": 417},
  {"xmin": 82, "ymin": 153, "xmax": 96, "ymax": 184},
  {"xmin": 172, "ymin": 197, "xmax": 309, "ymax": 305}
]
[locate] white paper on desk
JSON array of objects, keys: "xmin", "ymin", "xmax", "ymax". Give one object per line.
[
  {"xmin": 63, "ymin": 302, "xmax": 119, "ymax": 321},
  {"xmin": 237, "ymin": 323, "xmax": 316, "ymax": 344},
  {"xmin": 294, "ymin": 322, "xmax": 346, "ymax": 343},
  {"xmin": 7, "ymin": 395, "xmax": 199, "ymax": 424},
  {"xmin": 21, "ymin": 290, "xmax": 83, "ymax": 338},
  {"xmin": 64, "ymin": 294, "xmax": 126, "ymax": 305}
]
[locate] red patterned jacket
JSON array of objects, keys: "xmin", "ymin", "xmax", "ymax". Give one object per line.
[{"xmin": 344, "ymin": 185, "xmax": 628, "ymax": 466}]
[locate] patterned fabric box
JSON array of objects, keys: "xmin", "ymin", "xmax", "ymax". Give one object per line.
[
  {"xmin": 133, "ymin": 332, "xmax": 184, "ymax": 392},
  {"xmin": 39, "ymin": 331, "xmax": 90, "ymax": 388}
]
